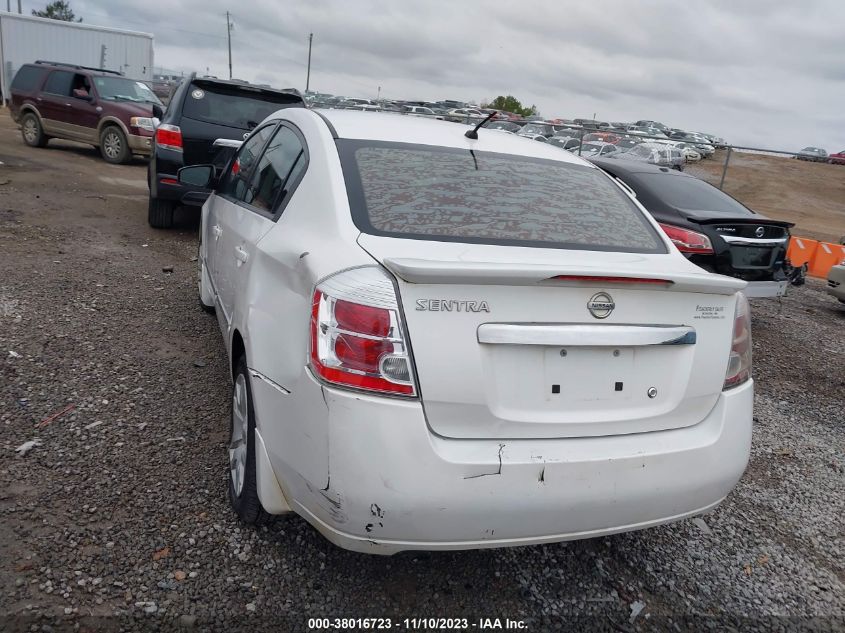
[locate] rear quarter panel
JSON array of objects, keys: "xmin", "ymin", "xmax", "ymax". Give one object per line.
[{"xmin": 235, "ymin": 109, "xmax": 371, "ymax": 492}]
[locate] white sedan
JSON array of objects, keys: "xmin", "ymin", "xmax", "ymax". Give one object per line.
[{"xmin": 179, "ymin": 109, "xmax": 753, "ymax": 554}]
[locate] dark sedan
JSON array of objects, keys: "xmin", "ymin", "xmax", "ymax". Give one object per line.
[{"xmin": 591, "ymin": 158, "xmax": 794, "ymax": 298}]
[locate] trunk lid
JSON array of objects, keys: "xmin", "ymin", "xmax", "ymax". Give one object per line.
[
  {"xmin": 359, "ymin": 235, "xmax": 744, "ymax": 439},
  {"xmin": 695, "ymin": 219, "xmax": 792, "ymax": 273}
]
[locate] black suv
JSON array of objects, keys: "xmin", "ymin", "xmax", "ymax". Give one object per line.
[
  {"xmin": 591, "ymin": 158, "xmax": 794, "ymax": 298},
  {"xmin": 148, "ymin": 73, "xmax": 304, "ymax": 228}
]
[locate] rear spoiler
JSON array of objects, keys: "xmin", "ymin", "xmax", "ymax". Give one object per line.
[
  {"xmin": 191, "ymin": 79, "xmax": 304, "ymax": 103},
  {"xmin": 382, "ymin": 258, "xmax": 747, "ymax": 295},
  {"xmin": 692, "ymin": 217, "xmax": 795, "ymax": 229}
]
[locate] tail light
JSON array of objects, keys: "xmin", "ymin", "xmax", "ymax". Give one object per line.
[
  {"xmin": 658, "ymin": 223, "xmax": 714, "ymax": 254},
  {"xmin": 155, "ymin": 124, "xmax": 182, "ymax": 152},
  {"xmin": 310, "ymin": 267, "xmax": 416, "ymax": 397},
  {"xmin": 724, "ymin": 292, "xmax": 752, "ymax": 389}
]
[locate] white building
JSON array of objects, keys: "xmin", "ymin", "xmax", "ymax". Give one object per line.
[{"xmin": 0, "ymin": 11, "xmax": 154, "ymax": 103}]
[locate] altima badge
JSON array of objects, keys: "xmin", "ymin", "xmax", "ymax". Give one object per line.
[{"xmin": 587, "ymin": 292, "xmax": 615, "ymax": 319}]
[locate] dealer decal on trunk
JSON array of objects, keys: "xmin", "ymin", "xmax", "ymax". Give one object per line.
[{"xmin": 694, "ymin": 305, "xmax": 726, "ymax": 320}]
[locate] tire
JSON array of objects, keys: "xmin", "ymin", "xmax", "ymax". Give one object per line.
[
  {"xmin": 21, "ymin": 112, "xmax": 48, "ymax": 148},
  {"xmin": 148, "ymin": 196, "xmax": 175, "ymax": 229},
  {"xmin": 197, "ymin": 237, "xmax": 215, "ymax": 313},
  {"xmin": 99, "ymin": 125, "xmax": 131, "ymax": 164},
  {"xmin": 229, "ymin": 356, "xmax": 272, "ymax": 526}
]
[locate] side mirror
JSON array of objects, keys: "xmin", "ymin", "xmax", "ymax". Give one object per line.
[
  {"xmin": 178, "ymin": 164, "xmax": 216, "ymax": 188},
  {"xmin": 152, "ymin": 103, "xmax": 164, "ymax": 119},
  {"xmin": 73, "ymin": 89, "xmax": 92, "ymax": 101}
]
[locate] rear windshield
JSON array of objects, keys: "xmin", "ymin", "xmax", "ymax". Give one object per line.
[
  {"xmin": 338, "ymin": 141, "xmax": 665, "ymax": 253},
  {"xmin": 182, "ymin": 83, "xmax": 302, "ymax": 130},
  {"xmin": 12, "ymin": 65, "xmax": 46, "ymax": 91},
  {"xmin": 632, "ymin": 173, "xmax": 755, "ymax": 217}
]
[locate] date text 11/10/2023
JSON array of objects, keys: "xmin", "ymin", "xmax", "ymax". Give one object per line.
[{"xmin": 306, "ymin": 617, "xmax": 528, "ymax": 630}]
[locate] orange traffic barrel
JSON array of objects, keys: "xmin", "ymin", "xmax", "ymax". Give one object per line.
[
  {"xmin": 786, "ymin": 237, "xmax": 819, "ymax": 267},
  {"xmin": 807, "ymin": 241, "xmax": 845, "ymax": 278}
]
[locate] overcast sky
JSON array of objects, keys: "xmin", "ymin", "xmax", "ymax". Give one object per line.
[{"xmin": 32, "ymin": 0, "xmax": 845, "ymax": 150}]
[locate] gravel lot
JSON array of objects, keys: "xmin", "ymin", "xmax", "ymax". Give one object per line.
[{"xmin": 1, "ymin": 111, "xmax": 843, "ymax": 632}]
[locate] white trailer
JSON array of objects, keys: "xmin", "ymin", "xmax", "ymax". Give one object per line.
[{"xmin": 0, "ymin": 11, "xmax": 154, "ymax": 103}]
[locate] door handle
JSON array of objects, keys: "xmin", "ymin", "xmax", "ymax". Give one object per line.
[
  {"xmin": 212, "ymin": 225, "xmax": 222, "ymax": 239},
  {"xmin": 234, "ymin": 246, "xmax": 249, "ymax": 264}
]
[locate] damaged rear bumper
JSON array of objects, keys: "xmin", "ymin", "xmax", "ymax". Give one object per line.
[
  {"xmin": 260, "ymin": 372, "xmax": 753, "ymax": 555},
  {"xmin": 743, "ymin": 280, "xmax": 788, "ymax": 298}
]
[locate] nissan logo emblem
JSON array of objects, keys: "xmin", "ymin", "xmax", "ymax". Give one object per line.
[
  {"xmin": 587, "ymin": 292, "xmax": 615, "ymax": 319},
  {"xmin": 755, "ymin": 226, "xmax": 765, "ymax": 238}
]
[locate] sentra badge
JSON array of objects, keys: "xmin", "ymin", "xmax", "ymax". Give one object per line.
[{"xmin": 415, "ymin": 299, "xmax": 490, "ymax": 313}]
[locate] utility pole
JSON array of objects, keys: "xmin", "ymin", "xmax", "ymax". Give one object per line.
[
  {"xmin": 305, "ymin": 33, "xmax": 313, "ymax": 93},
  {"xmin": 226, "ymin": 12, "xmax": 233, "ymax": 80}
]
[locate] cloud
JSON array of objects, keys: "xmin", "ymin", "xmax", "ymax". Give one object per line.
[{"xmin": 70, "ymin": 0, "xmax": 845, "ymax": 150}]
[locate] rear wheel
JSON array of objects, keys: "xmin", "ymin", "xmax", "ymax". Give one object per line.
[
  {"xmin": 21, "ymin": 113, "xmax": 48, "ymax": 147},
  {"xmin": 148, "ymin": 197, "xmax": 175, "ymax": 229},
  {"xmin": 229, "ymin": 357, "xmax": 272, "ymax": 526},
  {"xmin": 99, "ymin": 125, "xmax": 131, "ymax": 164}
]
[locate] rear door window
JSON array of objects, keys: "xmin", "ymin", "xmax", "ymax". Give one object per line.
[
  {"xmin": 219, "ymin": 125, "xmax": 276, "ymax": 201},
  {"xmin": 43, "ymin": 70, "xmax": 74, "ymax": 96},
  {"xmin": 243, "ymin": 125, "xmax": 307, "ymax": 214},
  {"xmin": 182, "ymin": 83, "xmax": 301, "ymax": 130},
  {"xmin": 11, "ymin": 65, "xmax": 47, "ymax": 91},
  {"xmin": 338, "ymin": 141, "xmax": 665, "ymax": 253}
]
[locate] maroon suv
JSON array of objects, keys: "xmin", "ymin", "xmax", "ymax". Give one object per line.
[{"xmin": 9, "ymin": 60, "xmax": 163, "ymax": 164}]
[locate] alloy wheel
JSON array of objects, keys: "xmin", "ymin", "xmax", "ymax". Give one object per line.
[
  {"xmin": 103, "ymin": 132, "xmax": 122, "ymax": 159},
  {"xmin": 23, "ymin": 118, "xmax": 37, "ymax": 143},
  {"xmin": 229, "ymin": 374, "xmax": 249, "ymax": 497}
]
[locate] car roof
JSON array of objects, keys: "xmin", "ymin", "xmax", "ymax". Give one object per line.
[
  {"xmin": 29, "ymin": 60, "xmax": 123, "ymax": 78},
  {"xmin": 313, "ymin": 110, "xmax": 591, "ymax": 164},
  {"xmin": 590, "ymin": 157, "xmax": 692, "ymax": 177}
]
